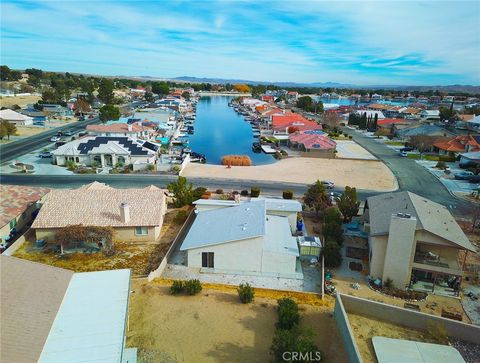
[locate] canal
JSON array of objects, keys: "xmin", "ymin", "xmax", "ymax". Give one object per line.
[{"xmin": 188, "ymin": 96, "xmax": 275, "ymax": 165}]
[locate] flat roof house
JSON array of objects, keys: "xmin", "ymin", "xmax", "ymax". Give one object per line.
[
  {"xmin": 181, "ymin": 200, "xmax": 302, "ymax": 278},
  {"xmin": 364, "ymin": 191, "xmax": 475, "ymax": 296},
  {"xmin": 0, "ymin": 185, "xmax": 50, "ymax": 246},
  {"xmin": 32, "ymin": 182, "xmax": 167, "ymax": 244},
  {"xmin": 0, "ymin": 255, "xmax": 135, "ymax": 363},
  {"xmin": 51, "ymin": 136, "xmax": 157, "ymax": 169},
  {"xmin": 0, "ymin": 108, "xmax": 33, "ymax": 126}
]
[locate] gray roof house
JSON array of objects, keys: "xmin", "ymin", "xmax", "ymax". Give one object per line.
[
  {"xmin": 0, "ymin": 255, "xmax": 136, "ymax": 363},
  {"xmin": 364, "ymin": 191, "xmax": 475, "ymax": 294},
  {"xmin": 180, "ymin": 200, "xmax": 302, "ymax": 278}
]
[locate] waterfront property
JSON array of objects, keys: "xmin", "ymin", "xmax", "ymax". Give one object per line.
[
  {"xmin": 86, "ymin": 122, "xmax": 156, "ymax": 141},
  {"xmin": 0, "ymin": 255, "xmax": 135, "ymax": 363},
  {"xmin": 433, "ymin": 135, "xmax": 480, "ymax": 156},
  {"xmin": 0, "ymin": 108, "xmax": 33, "ymax": 125},
  {"xmin": 51, "ymin": 136, "xmax": 157, "ymax": 168},
  {"xmin": 364, "ymin": 191, "xmax": 475, "ymax": 295},
  {"xmin": 288, "ymin": 130, "xmax": 337, "ymax": 158},
  {"xmin": 0, "ymin": 185, "xmax": 50, "ymax": 247},
  {"xmin": 271, "ymin": 113, "xmax": 322, "ymax": 135},
  {"xmin": 180, "ymin": 200, "xmax": 302, "ymax": 278},
  {"xmin": 32, "ymin": 182, "xmax": 167, "ymax": 243}
]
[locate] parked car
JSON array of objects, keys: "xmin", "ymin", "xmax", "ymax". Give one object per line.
[
  {"xmin": 399, "ymin": 151, "xmax": 408, "ymax": 157},
  {"xmin": 454, "ymin": 171, "xmax": 475, "ymax": 180},
  {"xmin": 64, "ymin": 130, "xmax": 74, "ymax": 136},
  {"xmin": 78, "ymin": 131, "xmax": 88, "ymax": 137},
  {"xmin": 468, "ymin": 175, "xmax": 480, "ymax": 183},
  {"xmin": 322, "ymin": 180, "xmax": 335, "ymax": 189},
  {"xmin": 50, "ymin": 136, "xmax": 60, "ymax": 142},
  {"xmin": 400, "ymin": 147, "xmax": 414, "ymax": 152},
  {"xmin": 38, "ymin": 151, "xmax": 52, "ymax": 158}
]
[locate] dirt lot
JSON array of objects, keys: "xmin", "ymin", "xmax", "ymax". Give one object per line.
[
  {"xmin": 0, "ymin": 94, "xmax": 41, "ymax": 108},
  {"xmin": 13, "ymin": 209, "xmax": 185, "ymax": 276},
  {"xmin": 183, "ymin": 157, "xmax": 397, "ymax": 192},
  {"xmin": 127, "ymin": 279, "xmax": 348, "ymax": 363}
]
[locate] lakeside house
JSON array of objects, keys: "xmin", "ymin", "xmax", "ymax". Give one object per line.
[
  {"xmin": 354, "ymin": 110, "xmax": 385, "ymax": 120},
  {"xmin": 364, "ymin": 191, "xmax": 475, "ymax": 295},
  {"xmin": 0, "ymin": 255, "xmax": 135, "ymax": 363},
  {"xmin": 51, "ymin": 136, "xmax": 157, "ymax": 168},
  {"xmin": 419, "ymin": 110, "xmax": 440, "ymax": 122},
  {"xmin": 0, "ymin": 185, "xmax": 50, "ymax": 246},
  {"xmin": 180, "ymin": 200, "xmax": 303, "ymax": 278},
  {"xmin": 0, "ymin": 109, "xmax": 33, "ymax": 126},
  {"xmin": 288, "ymin": 130, "xmax": 337, "ymax": 158},
  {"xmin": 32, "ymin": 182, "xmax": 167, "ymax": 244},
  {"xmin": 86, "ymin": 122, "xmax": 156, "ymax": 141},
  {"xmin": 433, "ymin": 135, "xmax": 480, "ymax": 156},
  {"xmin": 376, "ymin": 118, "xmax": 414, "ymax": 134},
  {"xmin": 271, "ymin": 114, "xmax": 322, "ymax": 135}
]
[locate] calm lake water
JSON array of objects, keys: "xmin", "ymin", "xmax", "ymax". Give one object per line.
[{"xmin": 188, "ymin": 96, "xmax": 275, "ymax": 165}]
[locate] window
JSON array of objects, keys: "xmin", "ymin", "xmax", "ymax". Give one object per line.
[
  {"xmin": 135, "ymin": 226, "xmax": 148, "ymax": 235},
  {"xmin": 202, "ymin": 252, "xmax": 214, "ymax": 268},
  {"xmin": 75, "ymin": 157, "xmax": 80, "ymax": 163}
]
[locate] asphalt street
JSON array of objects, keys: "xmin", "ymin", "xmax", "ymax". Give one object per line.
[{"xmin": 0, "ymin": 117, "xmax": 100, "ymax": 164}]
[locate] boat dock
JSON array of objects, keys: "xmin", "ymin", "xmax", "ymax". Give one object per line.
[{"xmin": 261, "ymin": 145, "xmax": 277, "ymax": 154}]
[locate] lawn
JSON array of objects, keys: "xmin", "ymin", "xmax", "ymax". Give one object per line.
[
  {"xmin": 384, "ymin": 141, "xmax": 405, "ymax": 146},
  {"xmin": 126, "ymin": 279, "xmax": 348, "ymax": 363},
  {"xmin": 13, "ymin": 209, "xmax": 187, "ymax": 276},
  {"xmin": 406, "ymin": 153, "xmax": 439, "ymax": 161}
]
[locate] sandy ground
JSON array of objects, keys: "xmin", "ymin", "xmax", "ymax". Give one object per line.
[
  {"xmin": 183, "ymin": 158, "xmax": 397, "ymax": 192},
  {"xmin": 127, "ymin": 279, "xmax": 348, "ymax": 363},
  {"xmin": 335, "ymin": 140, "xmax": 377, "ymax": 160},
  {"xmin": 0, "ymin": 94, "xmax": 41, "ymax": 108},
  {"xmin": 348, "ymin": 313, "xmax": 440, "ymax": 362}
]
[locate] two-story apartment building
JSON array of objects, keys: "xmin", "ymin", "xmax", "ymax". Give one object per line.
[{"xmin": 364, "ymin": 191, "xmax": 475, "ymax": 295}]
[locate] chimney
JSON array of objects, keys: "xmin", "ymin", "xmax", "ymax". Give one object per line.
[
  {"xmin": 120, "ymin": 203, "xmax": 130, "ymax": 223},
  {"xmin": 127, "ymin": 123, "xmax": 133, "ymax": 132}
]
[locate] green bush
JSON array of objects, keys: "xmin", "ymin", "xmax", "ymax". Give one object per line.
[
  {"xmin": 383, "ymin": 277, "xmax": 394, "ymax": 290},
  {"xmin": 170, "ymin": 280, "xmax": 184, "ymax": 294},
  {"xmin": 91, "ymin": 160, "xmax": 100, "ymax": 168},
  {"xmin": 240, "ymin": 190, "xmax": 249, "ymax": 196},
  {"xmin": 348, "ymin": 135, "xmax": 353, "ymax": 139},
  {"xmin": 237, "ymin": 283, "xmax": 255, "ymax": 304},
  {"xmin": 271, "ymin": 326, "xmax": 322, "ymax": 363},
  {"xmin": 251, "ymin": 187, "xmax": 260, "ymax": 198},
  {"xmin": 66, "ymin": 160, "xmax": 77, "ymax": 171},
  {"xmin": 174, "ymin": 210, "xmax": 189, "ymax": 224},
  {"xmin": 435, "ymin": 161, "xmax": 447, "ymax": 170},
  {"xmin": 277, "ymin": 298, "xmax": 300, "ymax": 330},
  {"xmin": 439, "ymin": 155, "xmax": 456, "ymax": 162},
  {"xmin": 171, "ymin": 165, "xmax": 181, "ymax": 173},
  {"xmin": 323, "ymin": 241, "xmax": 342, "ymax": 268},
  {"xmin": 147, "ymin": 163, "xmax": 155, "ymax": 171},
  {"xmin": 185, "ymin": 279, "xmax": 202, "ymax": 295},
  {"xmin": 283, "ymin": 189, "xmax": 294, "ymax": 199},
  {"xmin": 193, "ymin": 187, "xmax": 207, "ymax": 199}
]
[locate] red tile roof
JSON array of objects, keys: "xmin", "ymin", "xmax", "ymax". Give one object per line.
[
  {"xmin": 272, "ymin": 114, "xmax": 322, "ymax": 132},
  {"xmin": 1, "ymin": 185, "xmax": 50, "ymax": 228},
  {"xmin": 289, "ymin": 131, "xmax": 336, "ymax": 150},
  {"xmin": 433, "ymin": 135, "xmax": 480, "ymax": 152},
  {"xmin": 377, "ymin": 118, "xmax": 410, "ymax": 126},
  {"xmin": 86, "ymin": 123, "xmax": 143, "ymax": 133}
]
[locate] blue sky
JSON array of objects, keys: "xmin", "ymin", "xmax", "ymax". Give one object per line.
[{"xmin": 1, "ymin": 0, "xmax": 479, "ymax": 85}]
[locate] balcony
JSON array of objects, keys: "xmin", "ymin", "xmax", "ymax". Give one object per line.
[{"xmin": 413, "ymin": 250, "xmax": 462, "ymax": 275}]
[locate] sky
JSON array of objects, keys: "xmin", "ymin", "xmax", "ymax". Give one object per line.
[{"xmin": 1, "ymin": 0, "xmax": 479, "ymax": 86}]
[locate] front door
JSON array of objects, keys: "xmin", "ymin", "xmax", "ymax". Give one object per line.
[{"xmin": 104, "ymin": 154, "xmax": 113, "ymax": 166}]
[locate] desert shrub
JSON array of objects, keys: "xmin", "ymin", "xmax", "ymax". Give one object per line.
[
  {"xmin": 271, "ymin": 326, "xmax": 322, "ymax": 363},
  {"xmin": 383, "ymin": 277, "xmax": 394, "ymax": 289},
  {"xmin": 147, "ymin": 163, "xmax": 155, "ymax": 171},
  {"xmin": 237, "ymin": 283, "xmax": 255, "ymax": 304},
  {"xmin": 66, "ymin": 160, "xmax": 77, "ymax": 170},
  {"xmin": 283, "ymin": 189, "xmax": 294, "ymax": 199},
  {"xmin": 219, "ymin": 194, "xmax": 230, "ymax": 200},
  {"xmin": 439, "ymin": 155, "xmax": 456, "ymax": 162},
  {"xmin": 185, "ymin": 279, "xmax": 202, "ymax": 295},
  {"xmin": 174, "ymin": 210, "xmax": 189, "ymax": 224},
  {"xmin": 251, "ymin": 187, "xmax": 260, "ymax": 198},
  {"xmin": 171, "ymin": 165, "xmax": 181, "ymax": 173},
  {"xmin": 216, "ymin": 189, "xmax": 224, "ymax": 194},
  {"xmin": 240, "ymin": 189, "xmax": 249, "ymax": 196},
  {"xmin": 426, "ymin": 320, "xmax": 449, "ymax": 345},
  {"xmin": 277, "ymin": 298, "xmax": 300, "ymax": 330},
  {"xmin": 193, "ymin": 187, "xmax": 207, "ymax": 199},
  {"xmin": 221, "ymin": 155, "xmax": 252, "ymax": 166},
  {"xmin": 323, "ymin": 241, "xmax": 342, "ymax": 268},
  {"xmin": 115, "ymin": 160, "xmax": 125, "ymax": 168},
  {"xmin": 170, "ymin": 280, "xmax": 184, "ymax": 294},
  {"xmin": 435, "ymin": 161, "xmax": 447, "ymax": 170},
  {"xmin": 91, "ymin": 160, "xmax": 100, "ymax": 168}
]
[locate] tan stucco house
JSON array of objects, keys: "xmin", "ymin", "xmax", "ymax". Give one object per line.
[
  {"xmin": 32, "ymin": 182, "xmax": 167, "ymax": 244},
  {"xmin": 364, "ymin": 191, "xmax": 475, "ymax": 294}
]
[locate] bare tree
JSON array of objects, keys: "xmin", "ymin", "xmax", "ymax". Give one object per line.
[{"xmin": 322, "ymin": 112, "xmax": 341, "ymax": 130}]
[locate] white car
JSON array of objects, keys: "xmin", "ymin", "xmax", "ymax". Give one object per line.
[
  {"xmin": 50, "ymin": 136, "xmax": 59, "ymax": 142},
  {"xmin": 322, "ymin": 180, "xmax": 335, "ymax": 189}
]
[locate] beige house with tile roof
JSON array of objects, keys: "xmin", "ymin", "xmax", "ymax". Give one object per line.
[
  {"xmin": 32, "ymin": 183, "xmax": 167, "ymax": 243},
  {"xmin": 364, "ymin": 191, "xmax": 475, "ymax": 295}
]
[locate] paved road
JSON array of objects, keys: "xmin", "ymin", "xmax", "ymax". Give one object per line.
[
  {"xmin": 0, "ymin": 117, "xmax": 100, "ymax": 164},
  {"xmin": 344, "ymin": 128, "xmax": 473, "ymax": 215}
]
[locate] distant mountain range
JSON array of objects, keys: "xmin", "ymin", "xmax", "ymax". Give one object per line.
[{"xmin": 167, "ymin": 76, "xmax": 480, "ymax": 94}]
